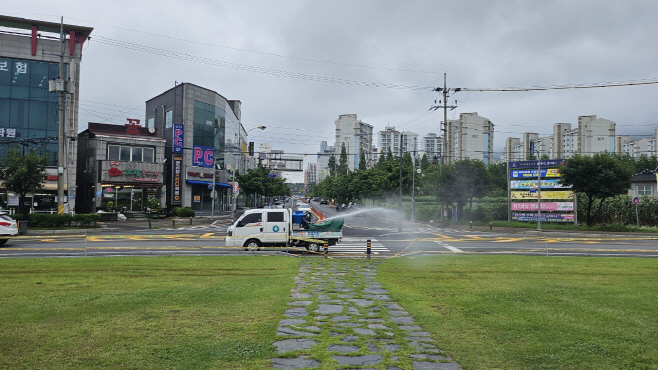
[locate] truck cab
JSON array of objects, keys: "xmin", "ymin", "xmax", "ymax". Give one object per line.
[{"xmin": 226, "ymin": 208, "xmax": 292, "ymax": 250}]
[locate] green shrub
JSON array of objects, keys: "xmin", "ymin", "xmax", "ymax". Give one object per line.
[
  {"xmin": 172, "ymin": 207, "xmax": 182, "ymax": 216},
  {"xmin": 178, "ymin": 207, "xmax": 195, "ymax": 217}
]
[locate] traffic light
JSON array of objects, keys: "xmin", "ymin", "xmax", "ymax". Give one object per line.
[{"xmin": 248, "ymin": 142, "xmax": 254, "ymax": 156}]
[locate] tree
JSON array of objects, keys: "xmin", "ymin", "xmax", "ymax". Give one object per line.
[
  {"xmin": 0, "ymin": 150, "xmax": 50, "ymax": 215},
  {"xmin": 486, "ymin": 162, "xmax": 508, "ymax": 197},
  {"xmin": 328, "ymin": 154, "xmax": 337, "ymax": 177},
  {"xmin": 358, "ymin": 149, "xmax": 367, "ymax": 171},
  {"xmin": 559, "ymin": 153, "xmax": 634, "ymax": 227},
  {"xmin": 420, "ymin": 153, "xmax": 430, "ymax": 171},
  {"xmin": 338, "ymin": 143, "xmax": 349, "ymax": 176}
]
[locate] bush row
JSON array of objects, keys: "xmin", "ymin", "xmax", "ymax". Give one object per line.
[
  {"xmin": 16, "ymin": 213, "xmax": 101, "ymax": 228},
  {"xmin": 171, "ymin": 207, "xmax": 196, "ymax": 217}
]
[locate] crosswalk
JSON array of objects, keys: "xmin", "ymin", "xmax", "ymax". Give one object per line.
[{"xmin": 329, "ymin": 237, "xmax": 389, "ymax": 254}]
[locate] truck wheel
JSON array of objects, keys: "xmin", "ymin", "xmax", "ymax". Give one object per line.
[
  {"xmin": 244, "ymin": 239, "xmax": 261, "ymax": 251},
  {"xmin": 306, "ymin": 242, "xmax": 322, "ymax": 253},
  {"xmin": 0, "ymin": 239, "xmax": 7, "ymax": 246}
]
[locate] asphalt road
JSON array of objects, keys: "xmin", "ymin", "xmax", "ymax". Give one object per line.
[{"xmin": 1, "ymin": 200, "xmax": 658, "ymax": 258}]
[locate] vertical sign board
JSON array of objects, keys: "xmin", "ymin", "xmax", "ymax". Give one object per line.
[
  {"xmin": 172, "ymin": 155, "xmax": 183, "ymax": 205},
  {"xmin": 173, "ymin": 124, "xmax": 184, "ymax": 153}
]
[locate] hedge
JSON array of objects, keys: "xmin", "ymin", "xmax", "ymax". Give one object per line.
[{"xmin": 19, "ymin": 213, "xmax": 100, "ymax": 228}]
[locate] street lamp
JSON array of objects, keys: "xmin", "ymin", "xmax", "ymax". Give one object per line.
[{"xmin": 211, "ymin": 125, "xmax": 266, "ymax": 220}]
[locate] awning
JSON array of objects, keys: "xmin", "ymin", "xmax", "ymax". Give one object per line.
[{"xmin": 186, "ymin": 180, "xmax": 232, "ymax": 188}]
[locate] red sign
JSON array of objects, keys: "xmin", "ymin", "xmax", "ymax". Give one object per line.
[
  {"xmin": 125, "ymin": 118, "xmax": 141, "ymax": 135},
  {"xmin": 108, "ymin": 167, "xmax": 123, "ymax": 176},
  {"xmin": 45, "ymin": 175, "xmax": 58, "ymax": 181}
]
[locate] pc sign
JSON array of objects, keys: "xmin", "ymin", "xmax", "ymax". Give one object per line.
[
  {"xmin": 173, "ymin": 124, "xmax": 184, "ymax": 153},
  {"xmin": 192, "ymin": 145, "xmax": 214, "ymax": 168}
]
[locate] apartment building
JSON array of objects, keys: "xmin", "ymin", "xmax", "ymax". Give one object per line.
[
  {"xmin": 445, "ymin": 112, "xmax": 494, "ymax": 164},
  {"xmin": 421, "ymin": 133, "xmax": 442, "ymax": 161},
  {"xmin": 334, "ymin": 114, "xmax": 373, "ymax": 171},
  {"xmin": 378, "ymin": 126, "xmax": 418, "ymax": 157}
]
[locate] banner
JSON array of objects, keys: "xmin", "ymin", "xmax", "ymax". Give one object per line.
[
  {"xmin": 510, "ymin": 179, "xmax": 570, "ymax": 189},
  {"xmin": 508, "ymin": 159, "xmax": 565, "ymax": 169},
  {"xmin": 172, "ymin": 155, "xmax": 183, "ymax": 205},
  {"xmin": 511, "ymin": 202, "xmax": 574, "ymax": 211},
  {"xmin": 173, "ymin": 124, "xmax": 184, "ymax": 153},
  {"xmin": 510, "ymin": 168, "xmax": 560, "ymax": 178},
  {"xmin": 511, "ymin": 212, "xmax": 575, "ymax": 222},
  {"xmin": 510, "ymin": 190, "xmax": 574, "ymax": 200}
]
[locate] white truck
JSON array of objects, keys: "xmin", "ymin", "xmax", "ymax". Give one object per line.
[{"xmin": 225, "ymin": 208, "xmax": 342, "ymax": 252}]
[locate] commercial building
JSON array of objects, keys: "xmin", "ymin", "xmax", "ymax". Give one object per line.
[
  {"xmin": 144, "ymin": 83, "xmax": 245, "ymax": 212},
  {"xmin": 0, "ymin": 15, "xmax": 92, "ymax": 212},
  {"xmin": 445, "ymin": 112, "xmax": 494, "ymax": 164},
  {"xmin": 76, "ymin": 121, "xmax": 166, "ymax": 213},
  {"xmin": 335, "ymin": 114, "xmax": 373, "ymax": 171}
]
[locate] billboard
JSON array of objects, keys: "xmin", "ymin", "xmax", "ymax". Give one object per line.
[
  {"xmin": 510, "ymin": 168, "xmax": 560, "ymax": 178},
  {"xmin": 510, "ymin": 179, "xmax": 569, "ymax": 189},
  {"xmin": 511, "ymin": 212, "xmax": 575, "ymax": 222},
  {"xmin": 192, "ymin": 145, "xmax": 214, "ymax": 168},
  {"xmin": 511, "ymin": 202, "xmax": 574, "ymax": 211},
  {"xmin": 173, "ymin": 124, "xmax": 184, "ymax": 153},
  {"xmin": 508, "ymin": 159, "xmax": 565, "ymax": 169},
  {"xmin": 510, "ymin": 190, "xmax": 574, "ymax": 200},
  {"xmin": 172, "ymin": 155, "xmax": 183, "ymax": 205}
]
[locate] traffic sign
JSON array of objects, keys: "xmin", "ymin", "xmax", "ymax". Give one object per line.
[
  {"xmin": 208, "ymin": 184, "xmax": 214, "ymax": 189},
  {"xmin": 633, "ymin": 197, "xmax": 639, "ymax": 204}
]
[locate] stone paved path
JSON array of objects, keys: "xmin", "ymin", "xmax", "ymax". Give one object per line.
[{"xmin": 271, "ymin": 259, "xmax": 461, "ymax": 369}]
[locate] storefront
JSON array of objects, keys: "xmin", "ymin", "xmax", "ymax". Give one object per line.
[{"xmin": 185, "ymin": 166, "xmax": 232, "ymax": 211}]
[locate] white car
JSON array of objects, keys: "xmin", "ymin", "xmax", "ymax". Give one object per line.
[{"xmin": 0, "ymin": 213, "xmax": 19, "ymax": 245}]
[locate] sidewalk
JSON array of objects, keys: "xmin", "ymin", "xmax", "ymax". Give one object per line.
[{"xmin": 271, "ymin": 259, "xmax": 460, "ymax": 369}]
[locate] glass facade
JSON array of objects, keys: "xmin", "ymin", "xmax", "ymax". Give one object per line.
[
  {"xmin": 0, "ymin": 58, "xmax": 67, "ymax": 165},
  {"xmin": 193, "ymin": 100, "xmax": 226, "ymax": 168}
]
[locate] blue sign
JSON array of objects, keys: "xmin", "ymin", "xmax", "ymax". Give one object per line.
[
  {"xmin": 528, "ymin": 189, "xmax": 537, "ymax": 193},
  {"xmin": 173, "ymin": 124, "xmax": 184, "ymax": 153},
  {"xmin": 192, "ymin": 145, "xmax": 214, "ymax": 168},
  {"xmin": 510, "ymin": 179, "xmax": 570, "ymax": 189},
  {"xmin": 510, "ymin": 169, "xmax": 560, "ymax": 178},
  {"xmin": 96, "ymin": 191, "xmax": 102, "ymax": 196},
  {"xmin": 267, "ymin": 174, "xmax": 277, "ymax": 178},
  {"xmin": 272, "ymin": 225, "xmax": 280, "ymax": 232},
  {"xmin": 508, "ymin": 159, "xmax": 565, "ymax": 169}
]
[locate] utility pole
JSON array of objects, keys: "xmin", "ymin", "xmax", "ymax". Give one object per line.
[
  {"xmin": 431, "ymin": 73, "xmax": 460, "ymax": 165},
  {"xmin": 57, "ymin": 17, "xmax": 66, "ymax": 214},
  {"xmin": 411, "ymin": 137, "xmax": 417, "ymax": 222}
]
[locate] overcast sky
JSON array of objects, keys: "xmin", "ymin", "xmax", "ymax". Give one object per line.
[{"xmin": 5, "ymin": 1, "xmax": 658, "ymax": 182}]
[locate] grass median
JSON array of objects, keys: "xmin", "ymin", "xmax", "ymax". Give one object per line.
[
  {"xmin": 0, "ymin": 256, "xmax": 300, "ymax": 370},
  {"xmin": 378, "ymin": 255, "xmax": 658, "ymax": 370}
]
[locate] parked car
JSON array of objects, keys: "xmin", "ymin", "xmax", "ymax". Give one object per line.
[{"xmin": 0, "ymin": 213, "xmax": 19, "ymax": 245}]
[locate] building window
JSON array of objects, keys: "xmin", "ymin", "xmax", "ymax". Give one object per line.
[
  {"xmin": 165, "ymin": 109, "xmax": 173, "ymax": 129},
  {"xmin": 638, "ymin": 185, "xmax": 653, "ymax": 196},
  {"xmin": 147, "ymin": 116, "xmax": 154, "ymax": 129},
  {"xmin": 108, "ymin": 145, "xmax": 156, "ymax": 162}
]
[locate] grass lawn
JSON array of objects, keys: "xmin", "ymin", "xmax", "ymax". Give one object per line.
[
  {"xmin": 378, "ymin": 255, "xmax": 658, "ymax": 370},
  {"xmin": 0, "ymin": 256, "xmax": 300, "ymax": 370}
]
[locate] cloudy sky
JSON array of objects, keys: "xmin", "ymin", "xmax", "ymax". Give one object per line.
[{"xmin": 5, "ymin": 1, "xmax": 658, "ymax": 182}]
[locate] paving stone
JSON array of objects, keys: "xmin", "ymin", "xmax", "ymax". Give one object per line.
[
  {"xmin": 359, "ymin": 318, "xmax": 385, "ymax": 322},
  {"xmin": 330, "ymin": 315, "xmax": 352, "ymax": 322},
  {"xmin": 367, "ymin": 323, "xmax": 390, "ymax": 330},
  {"xmin": 337, "ymin": 322, "xmax": 362, "ymax": 327},
  {"xmin": 318, "ymin": 294, "xmax": 331, "ymax": 300},
  {"xmin": 363, "ymin": 294, "xmax": 392, "ymax": 300},
  {"xmin": 273, "ymin": 339, "xmax": 318, "ymax": 353},
  {"xmin": 406, "ymin": 336, "xmax": 434, "ymax": 343},
  {"xmin": 334, "ymin": 288, "xmax": 355, "ymax": 292},
  {"xmin": 348, "ymin": 307, "xmax": 361, "ymax": 315},
  {"xmin": 277, "ymin": 326, "xmax": 318, "ymax": 337},
  {"xmin": 316, "ymin": 304, "xmax": 343, "ymax": 314},
  {"xmin": 387, "ymin": 365, "xmax": 403, "ymax": 369},
  {"xmin": 284, "ymin": 307, "xmax": 309, "ymax": 318},
  {"xmin": 409, "ymin": 331, "xmax": 432, "ymax": 337},
  {"xmin": 272, "ymin": 356, "xmax": 321, "ymax": 369},
  {"xmin": 412, "ymin": 362, "xmax": 460, "ymax": 370},
  {"xmin": 279, "ymin": 319, "xmax": 306, "ymax": 326},
  {"xmin": 366, "ymin": 311, "xmax": 380, "ymax": 317},
  {"xmin": 383, "ymin": 303, "xmax": 404, "ymax": 310},
  {"xmin": 398, "ymin": 325, "xmax": 422, "ymax": 331},
  {"xmin": 314, "ymin": 315, "xmax": 328, "ymax": 321},
  {"xmin": 353, "ymin": 328, "xmax": 376, "ymax": 335},
  {"xmin": 300, "ymin": 326, "xmax": 322, "ymax": 332},
  {"xmin": 330, "ymin": 332, "xmax": 342, "ymax": 337},
  {"xmin": 390, "ymin": 316, "xmax": 414, "ymax": 324},
  {"xmin": 288, "ymin": 300, "xmax": 313, "ymax": 306},
  {"xmin": 327, "ymin": 344, "xmax": 360, "ymax": 353},
  {"xmin": 409, "ymin": 354, "xmax": 451, "ymax": 361},
  {"xmin": 363, "ymin": 287, "xmax": 389, "ymax": 294},
  {"xmin": 381, "ymin": 343, "xmax": 401, "ymax": 352},
  {"xmin": 337, "ymin": 294, "xmax": 355, "ymax": 298},
  {"xmin": 291, "ymin": 293, "xmax": 313, "ymax": 299},
  {"xmin": 366, "ymin": 342, "xmax": 380, "ymax": 352},
  {"xmin": 350, "ymin": 298, "xmax": 375, "ymax": 307},
  {"xmin": 333, "ymin": 354, "xmax": 382, "ymax": 366},
  {"xmin": 342, "ymin": 335, "xmax": 359, "ymax": 343},
  {"xmin": 388, "ymin": 310, "xmax": 410, "ymax": 316},
  {"xmin": 408, "ymin": 341, "xmax": 437, "ymax": 349}
]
